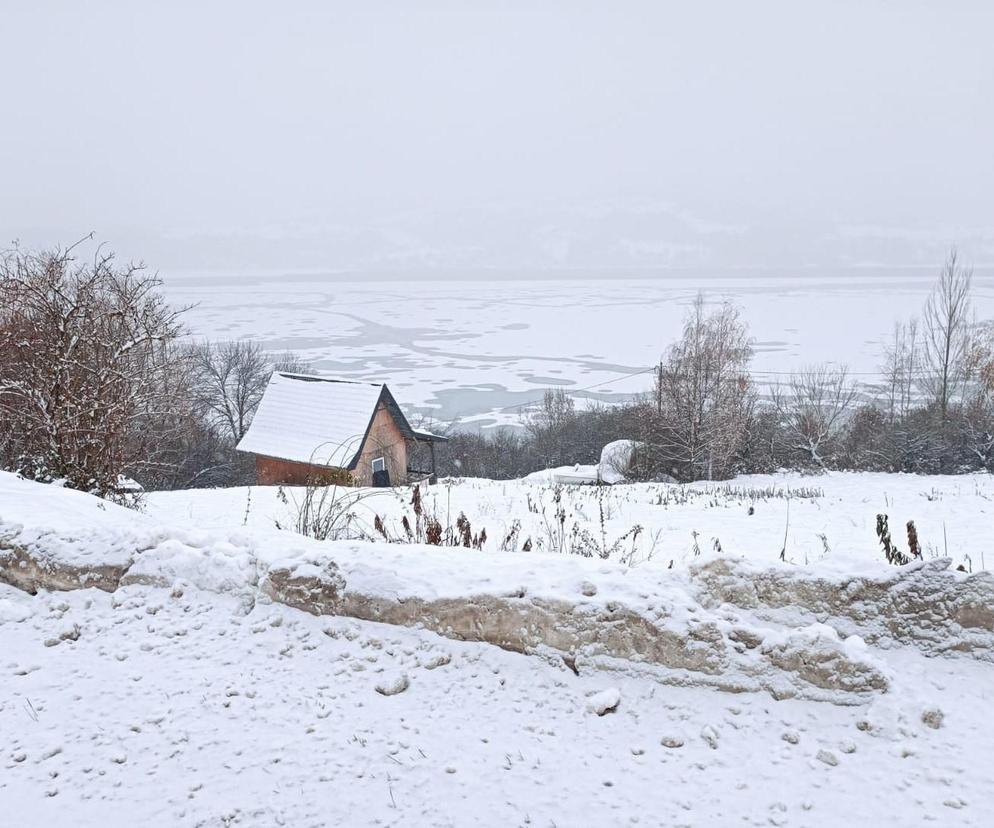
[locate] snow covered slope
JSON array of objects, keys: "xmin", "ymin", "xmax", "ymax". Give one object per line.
[
  {"xmin": 3, "ymin": 471, "xmax": 994, "ymax": 826},
  {"xmin": 3, "ymin": 581, "xmax": 992, "ymax": 827}
]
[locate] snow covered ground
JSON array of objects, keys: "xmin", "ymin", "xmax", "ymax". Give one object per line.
[
  {"xmin": 4, "ymin": 469, "xmax": 994, "ymax": 826},
  {"xmin": 4, "ymin": 580, "xmax": 992, "ymax": 827},
  {"xmin": 146, "ymin": 471, "xmax": 994, "ymax": 574}
]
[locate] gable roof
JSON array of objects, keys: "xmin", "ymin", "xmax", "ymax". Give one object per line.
[{"xmin": 235, "ymin": 373, "xmax": 417, "ymax": 469}]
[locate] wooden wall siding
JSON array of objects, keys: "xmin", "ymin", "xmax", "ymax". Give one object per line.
[{"xmin": 255, "ymin": 455, "xmax": 354, "ymax": 487}]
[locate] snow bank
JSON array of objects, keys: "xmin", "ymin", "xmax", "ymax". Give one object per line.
[
  {"xmin": 9, "ymin": 584, "xmax": 992, "ymax": 827},
  {"xmin": 522, "ymin": 464, "xmax": 599, "ymax": 485},
  {"xmin": 122, "ymin": 535, "xmax": 260, "ymax": 595},
  {"xmin": 693, "ymin": 556, "xmax": 994, "ymax": 660},
  {"xmin": 3, "ymin": 473, "xmax": 993, "ymax": 705},
  {"xmin": 0, "ymin": 472, "xmax": 157, "ymax": 592}
]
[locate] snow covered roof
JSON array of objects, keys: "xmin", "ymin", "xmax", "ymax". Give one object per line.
[
  {"xmin": 412, "ymin": 428, "xmax": 449, "ymax": 443},
  {"xmin": 236, "ymin": 373, "xmax": 416, "ymax": 469}
]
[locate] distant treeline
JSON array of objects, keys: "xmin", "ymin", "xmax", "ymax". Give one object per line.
[{"xmin": 436, "ymin": 252, "xmax": 994, "ymax": 481}]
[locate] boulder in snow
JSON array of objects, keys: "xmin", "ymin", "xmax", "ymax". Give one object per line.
[
  {"xmin": 375, "ymin": 672, "xmax": 410, "ymax": 696},
  {"xmin": 586, "ymin": 687, "xmax": 621, "ymax": 716}
]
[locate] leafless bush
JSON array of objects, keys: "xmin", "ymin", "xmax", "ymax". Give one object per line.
[
  {"xmin": 279, "ymin": 442, "xmax": 397, "ymax": 540},
  {"xmin": 772, "ymin": 365, "xmax": 858, "ymax": 468},
  {"xmin": 881, "ymin": 319, "xmax": 921, "ymax": 422},
  {"xmin": 283, "ymin": 479, "xmax": 379, "ymax": 541},
  {"xmin": 529, "ymin": 484, "xmax": 646, "ymax": 560},
  {"xmin": 526, "ymin": 389, "xmax": 578, "ymax": 469},
  {"xmin": 272, "ymin": 351, "xmax": 310, "ymax": 374},
  {"xmin": 0, "ymin": 240, "xmax": 187, "ymax": 497}
]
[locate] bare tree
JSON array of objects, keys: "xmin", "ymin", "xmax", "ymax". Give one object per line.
[
  {"xmin": 959, "ymin": 323, "xmax": 994, "ymax": 470},
  {"xmin": 881, "ymin": 318, "xmax": 920, "ymax": 421},
  {"xmin": 976, "ymin": 324, "xmax": 994, "ymax": 395},
  {"xmin": 772, "ymin": 365, "xmax": 858, "ymax": 468},
  {"xmin": 272, "ymin": 350, "xmax": 310, "ymax": 374},
  {"xmin": 0, "ymin": 242, "xmax": 186, "ymax": 495},
  {"xmin": 525, "ymin": 388, "xmax": 578, "ymax": 468},
  {"xmin": 653, "ymin": 294, "xmax": 753, "ymax": 480},
  {"xmin": 191, "ymin": 339, "xmax": 271, "ymax": 442},
  {"xmin": 922, "ymin": 250, "xmax": 974, "ymax": 419}
]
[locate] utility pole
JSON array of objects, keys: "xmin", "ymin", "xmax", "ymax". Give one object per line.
[{"xmin": 656, "ymin": 359, "xmax": 663, "ymax": 414}]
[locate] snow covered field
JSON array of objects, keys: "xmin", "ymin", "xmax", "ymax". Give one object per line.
[
  {"xmin": 4, "ymin": 469, "xmax": 994, "ymax": 826},
  {"xmin": 146, "ymin": 471, "xmax": 994, "ymax": 575},
  {"xmin": 159, "ymin": 269, "xmax": 994, "ymax": 426}
]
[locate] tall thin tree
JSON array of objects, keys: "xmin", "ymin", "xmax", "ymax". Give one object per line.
[{"xmin": 922, "ymin": 250, "xmax": 974, "ymax": 419}]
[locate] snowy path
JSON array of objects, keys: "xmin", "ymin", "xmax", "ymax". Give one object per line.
[{"xmin": 3, "ymin": 583, "xmax": 992, "ymax": 827}]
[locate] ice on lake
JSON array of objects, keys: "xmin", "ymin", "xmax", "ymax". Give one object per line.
[{"xmin": 161, "ymin": 267, "xmax": 994, "ymax": 427}]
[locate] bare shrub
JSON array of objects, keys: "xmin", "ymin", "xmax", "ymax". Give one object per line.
[
  {"xmin": 530, "ymin": 484, "xmax": 646, "ymax": 560},
  {"xmin": 906, "ymin": 520, "xmax": 922, "ymax": 560},
  {"xmin": 958, "ymin": 324, "xmax": 994, "ymax": 470},
  {"xmin": 281, "ymin": 441, "xmax": 397, "ymax": 540},
  {"xmin": 0, "ymin": 241, "xmax": 186, "ymax": 496},
  {"xmin": 272, "ymin": 351, "xmax": 310, "ymax": 374},
  {"xmin": 876, "ymin": 514, "xmax": 910, "ymax": 566},
  {"xmin": 525, "ymin": 389, "xmax": 578, "ymax": 469},
  {"xmin": 286, "ymin": 479, "xmax": 375, "ymax": 541},
  {"xmin": 772, "ymin": 365, "xmax": 858, "ymax": 468}
]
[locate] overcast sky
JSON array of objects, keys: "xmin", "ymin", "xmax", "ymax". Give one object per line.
[{"xmin": 3, "ymin": 1, "xmax": 993, "ymax": 270}]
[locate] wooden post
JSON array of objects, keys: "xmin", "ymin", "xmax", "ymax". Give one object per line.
[{"xmin": 656, "ymin": 360, "xmax": 663, "ymax": 414}]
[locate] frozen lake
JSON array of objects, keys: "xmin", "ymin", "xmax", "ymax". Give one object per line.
[{"xmin": 160, "ymin": 268, "xmax": 994, "ymax": 428}]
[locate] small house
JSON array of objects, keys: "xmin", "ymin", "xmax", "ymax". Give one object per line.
[{"xmin": 235, "ymin": 373, "xmax": 446, "ymax": 487}]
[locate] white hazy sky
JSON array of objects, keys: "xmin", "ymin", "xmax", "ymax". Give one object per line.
[{"xmin": 2, "ymin": 1, "xmax": 993, "ymax": 268}]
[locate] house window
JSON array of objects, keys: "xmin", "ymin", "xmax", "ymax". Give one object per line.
[{"xmin": 371, "ymin": 457, "xmax": 386, "ymax": 473}]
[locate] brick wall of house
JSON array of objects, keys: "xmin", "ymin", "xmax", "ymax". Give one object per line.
[
  {"xmin": 354, "ymin": 404, "xmax": 408, "ymax": 486},
  {"xmin": 253, "ymin": 403, "xmax": 408, "ymax": 487}
]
